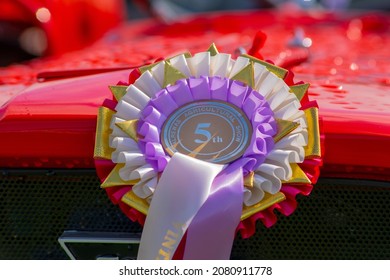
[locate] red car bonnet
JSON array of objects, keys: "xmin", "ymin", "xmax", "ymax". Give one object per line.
[{"xmin": 0, "ymin": 9, "xmax": 389, "ymax": 180}]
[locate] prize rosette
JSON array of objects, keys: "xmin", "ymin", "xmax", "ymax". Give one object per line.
[{"xmin": 94, "ymin": 44, "xmax": 322, "ymax": 260}]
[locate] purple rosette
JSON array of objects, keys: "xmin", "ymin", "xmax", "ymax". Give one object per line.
[{"xmin": 94, "ymin": 46, "xmax": 323, "ymax": 260}]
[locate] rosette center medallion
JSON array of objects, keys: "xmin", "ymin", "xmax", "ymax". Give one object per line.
[{"xmin": 161, "ymin": 100, "xmax": 252, "ymax": 164}]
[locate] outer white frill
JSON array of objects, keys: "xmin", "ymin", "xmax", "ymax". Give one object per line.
[{"xmin": 109, "ymin": 52, "xmax": 308, "ymax": 207}]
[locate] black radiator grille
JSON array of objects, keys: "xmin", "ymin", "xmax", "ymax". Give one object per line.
[
  {"xmin": 231, "ymin": 179, "xmax": 390, "ymax": 259},
  {"xmin": 0, "ymin": 171, "xmax": 142, "ymax": 259},
  {"xmin": 1, "ymin": 170, "xmax": 389, "ymax": 259}
]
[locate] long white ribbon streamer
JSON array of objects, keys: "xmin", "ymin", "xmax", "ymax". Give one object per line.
[{"xmin": 137, "ymin": 153, "xmax": 224, "ymax": 260}]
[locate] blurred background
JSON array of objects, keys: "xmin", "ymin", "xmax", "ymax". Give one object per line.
[{"xmin": 0, "ymin": 0, "xmax": 389, "ymax": 67}]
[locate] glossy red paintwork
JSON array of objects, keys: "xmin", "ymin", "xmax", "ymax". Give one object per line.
[
  {"xmin": 0, "ymin": 9, "xmax": 389, "ymax": 181},
  {"xmin": 0, "ymin": 70, "xmax": 129, "ymax": 168}
]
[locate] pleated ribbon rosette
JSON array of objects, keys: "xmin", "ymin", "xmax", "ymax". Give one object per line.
[{"xmin": 94, "ymin": 44, "xmax": 322, "ymax": 260}]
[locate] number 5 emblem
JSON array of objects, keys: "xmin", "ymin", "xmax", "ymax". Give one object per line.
[{"xmin": 194, "ymin": 123, "xmax": 211, "ymax": 144}]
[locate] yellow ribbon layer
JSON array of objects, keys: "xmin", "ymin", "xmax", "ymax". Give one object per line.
[
  {"xmin": 304, "ymin": 107, "xmax": 321, "ymax": 158},
  {"xmin": 101, "ymin": 163, "xmax": 140, "ymax": 188},
  {"xmin": 94, "ymin": 107, "xmax": 115, "ymax": 160},
  {"xmin": 289, "ymin": 83, "xmax": 310, "ymax": 102},
  {"xmin": 122, "ymin": 190, "xmax": 150, "ymax": 216},
  {"xmin": 274, "ymin": 119, "xmax": 300, "ymax": 143},
  {"xmin": 231, "ymin": 62, "xmax": 255, "ymax": 88},
  {"xmin": 207, "ymin": 43, "xmax": 219, "ymax": 56},
  {"xmin": 282, "ymin": 163, "xmax": 311, "ymax": 184},
  {"xmin": 244, "ymin": 172, "xmax": 255, "ymax": 188},
  {"xmin": 163, "ymin": 61, "xmax": 188, "ymax": 88},
  {"xmin": 109, "ymin": 85, "xmax": 128, "ymax": 102},
  {"xmin": 121, "ymin": 188, "xmax": 287, "ymax": 221},
  {"xmin": 116, "ymin": 119, "xmax": 139, "ymax": 142},
  {"xmin": 241, "ymin": 192, "xmax": 286, "ymax": 221},
  {"xmin": 241, "ymin": 54, "xmax": 288, "ymax": 79},
  {"xmin": 139, "ymin": 52, "xmax": 192, "ymax": 74}
]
